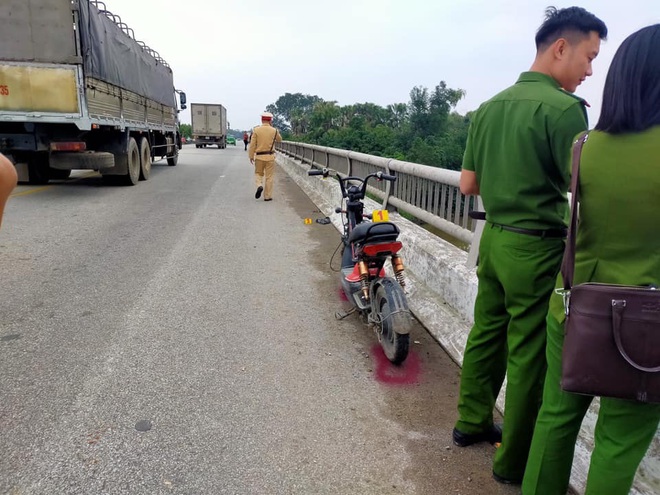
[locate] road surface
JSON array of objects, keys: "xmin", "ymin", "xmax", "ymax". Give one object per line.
[{"xmin": 0, "ymin": 145, "xmax": 518, "ymax": 494}]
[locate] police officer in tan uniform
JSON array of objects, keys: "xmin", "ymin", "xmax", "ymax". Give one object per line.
[{"xmin": 248, "ymin": 112, "xmax": 282, "ymax": 201}]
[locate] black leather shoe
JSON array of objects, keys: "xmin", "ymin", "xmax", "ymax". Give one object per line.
[
  {"xmin": 492, "ymin": 471, "xmax": 522, "ymax": 485},
  {"xmin": 255, "ymin": 186, "xmax": 263, "ymax": 199},
  {"xmin": 264, "ymin": 198, "xmax": 272, "ymax": 202},
  {"xmin": 452, "ymin": 424, "xmax": 502, "ymax": 447}
]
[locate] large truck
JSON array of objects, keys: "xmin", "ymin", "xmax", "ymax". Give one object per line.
[
  {"xmin": 191, "ymin": 103, "xmax": 227, "ymax": 149},
  {"xmin": 0, "ymin": 0, "xmax": 187, "ymax": 185}
]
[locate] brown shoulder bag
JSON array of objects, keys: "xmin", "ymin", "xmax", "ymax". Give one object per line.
[{"xmin": 559, "ymin": 132, "xmax": 660, "ymax": 403}]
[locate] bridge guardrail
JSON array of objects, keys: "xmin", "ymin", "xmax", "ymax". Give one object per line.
[{"xmin": 277, "ymin": 141, "xmax": 481, "ymax": 248}]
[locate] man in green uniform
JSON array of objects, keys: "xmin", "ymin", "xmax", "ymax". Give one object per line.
[{"xmin": 453, "ymin": 6, "xmax": 607, "ymax": 484}]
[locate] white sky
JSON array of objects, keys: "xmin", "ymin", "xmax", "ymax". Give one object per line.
[{"xmin": 100, "ymin": 0, "xmax": 659, "ymax": 130}]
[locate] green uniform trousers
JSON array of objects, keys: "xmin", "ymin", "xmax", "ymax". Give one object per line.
[
  {"xmin": 456, "ymin": 224, "xmax": 565, "ymax": 480},
  {"xmin": 522, "ymin": 313, "xmax": 660, "ymax": 495}
]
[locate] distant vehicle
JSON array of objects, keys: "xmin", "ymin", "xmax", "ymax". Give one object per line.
[
  {"xmin": 226, "ymin": 136, "xmax": 236, "ymax": 146},
  {"xmin": 191, "ymin": 103, "xmax": 227, "ymax": 149},
  {"xmin": 0, "ymin": 0, "xmax": 186, "ymax": 185}
]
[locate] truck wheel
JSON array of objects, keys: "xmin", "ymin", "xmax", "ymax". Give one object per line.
[
  {"xmin": 138, "ymin": 137, "xmax": 151, "ymax": 180},
  {"xmin": 27, "ymin": 153, "xmax": 50, "ymax": 185},
  {"xmin": 121, "ymin": 137, "xmax": 140, "ymax": 185},
  {"xmin": 167, "ymin": 150, "xmax": 178, "ymax": 167}
]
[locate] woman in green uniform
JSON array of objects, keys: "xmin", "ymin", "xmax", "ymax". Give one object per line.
[{"xmin": 522, "ymin": 24, "xmax": 660, "ymax": 495}]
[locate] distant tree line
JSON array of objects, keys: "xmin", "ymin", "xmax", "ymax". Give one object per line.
[
  {"xmin": 180, "ymin": 123, "xmax": 252, "ymax": 140},
  {"xmin": 265, "ymin": 82, "xmax": 472, "ymax": 170}
]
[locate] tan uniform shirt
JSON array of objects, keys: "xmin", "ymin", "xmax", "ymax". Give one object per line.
[{"xmin": 248, "ymin": 123, "xmax": 282, "ymax": 162}]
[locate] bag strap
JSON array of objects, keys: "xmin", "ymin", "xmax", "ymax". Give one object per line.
[
  {"xmin": 612, "ymin": 300, "xmax": 660, "ymax": 373},
  {"xmin": 269, "ymin": 128, "xmax": 278, "ymax": 153},
  {"xmin": 560, "ymin": 132, "xmax": 589, "ymax": 291}
]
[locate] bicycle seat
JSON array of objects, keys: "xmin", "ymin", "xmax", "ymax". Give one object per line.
[{"xmin": 349, "ymin": 221, "xmax": 400, "ymax": 245}]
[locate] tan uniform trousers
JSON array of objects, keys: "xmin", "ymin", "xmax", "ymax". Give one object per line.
[{"xmin": 254, "ymin": 158, "xmax": 275, "ymax": 200}]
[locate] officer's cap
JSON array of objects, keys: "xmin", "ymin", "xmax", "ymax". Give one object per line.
[{"xmin": 261, "ymin": 111, "xmax": 273, "ymax": 121}]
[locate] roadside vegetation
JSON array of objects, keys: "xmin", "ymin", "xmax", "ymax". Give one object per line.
[
  {"xmin": 266, "ymin": 82, "xmax": 471, "ymax": 171},
  {"xmin": 179, "ymin": 123, "xmax": 192, "ymax": 139}
]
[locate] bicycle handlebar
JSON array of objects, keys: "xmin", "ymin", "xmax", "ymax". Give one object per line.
[
  {"xmin": 307, "ymin": 168, "xmax": 396, "ymax": 200},
  {"xmin": 307, "ymin": 167, "xmax": 396, "ymax": 224}
]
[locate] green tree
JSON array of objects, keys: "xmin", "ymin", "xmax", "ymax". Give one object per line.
[
  {"xmin": 179, "ymin": 123, "xmax": 192, "ymax": 138},
  {"xmin": 267, "ymin": 80, "xmax": 470, "ymax": 170},
  {"xmin": 266, "ymin": 93, "xmax": 324, "ymax": 132},
  {"xmin": 408, "ymin": 82, "xmax": 465, "ymax": 139},
  {"xmin": 386, "ymin": 103, "xmax": 409, "ymax": 129},
  {"xmin": 408, "ymin": 85, "xmax": 430, "ymax": 137},
  {"xmin": 428, "ymin": 82, "xmax": 466, "ymax": 137}
]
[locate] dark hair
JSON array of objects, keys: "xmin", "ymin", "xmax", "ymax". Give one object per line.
[
  {"xmin": 535, "ymin": 6, "xmax": 607, "ymax": 51},
  {"xmin": 596, "ymin": 24, "xmax": 660, "ymax": 134}
]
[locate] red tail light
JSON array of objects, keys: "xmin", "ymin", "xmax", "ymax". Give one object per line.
[
  {"xmin": 50, "ymin": 142, "xmax": 87, "ymax": 152},
  {"xmin": 362, "ymin": 241, "xmax": 402, "ymax": 257}
]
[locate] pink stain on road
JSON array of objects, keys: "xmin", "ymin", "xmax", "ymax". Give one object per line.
[
  {"xmin": 338, "ymin": 287, "xmax": 348, "ymax": 302},
  {"xmin": 371, "ymin": 344, "xmax": 421, "ymax": 386}
]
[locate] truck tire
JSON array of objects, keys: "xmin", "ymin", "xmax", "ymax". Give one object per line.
[
  {"xmin": 121, "ymin": 137, "xmax": 140, "ymax": 185},
  {"xmin": 28, "ymin": 153, "xmax": 50, "ymax": 185},
  {"xmin": 167, "ymin": 150, "xmax": 178, "ymax": 167},
  {"xmin": 138, "ymin": 137, "xmax": 151, "ymax": 180}
]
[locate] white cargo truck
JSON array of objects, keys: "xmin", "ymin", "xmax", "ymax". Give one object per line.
[
  {"xmin": 0, "ymin": 0, "xmax": 187, "ymax": 185},
  {"xmin": 191, "ymin": 103, "xmax": 228, "ymax": 149}
]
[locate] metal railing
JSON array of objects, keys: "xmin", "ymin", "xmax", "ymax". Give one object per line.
[{"xmin": 277, "ymin": 141, "xmax": 480, "ymax": 246}]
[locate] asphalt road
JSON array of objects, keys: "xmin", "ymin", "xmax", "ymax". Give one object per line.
[{"xmin": 0, "ymin": 145, "xmax": 519, "ymax": 495}]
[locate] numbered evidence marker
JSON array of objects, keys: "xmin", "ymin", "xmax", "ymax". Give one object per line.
[
  {"xmin": 372, "ymin": 210, "xmax": 390, "ymax": 222},
  {"xmin": 304, "ymin": 218, "xmax": 313, "ymax": 225}
]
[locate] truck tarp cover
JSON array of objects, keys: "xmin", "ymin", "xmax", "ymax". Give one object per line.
[{"xmin": 78, "ymin": 0, "xmax": 176, "ymax": 108}]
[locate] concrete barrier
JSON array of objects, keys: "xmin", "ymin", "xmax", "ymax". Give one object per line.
[{"xmin": 278, "ymin": 152, "xmax": 659, "ymax": 495}]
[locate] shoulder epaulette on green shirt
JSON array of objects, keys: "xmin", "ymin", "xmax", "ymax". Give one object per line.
[{"xmin": 559, "ymin": 89, "xmax": 590, "ymax": 123}]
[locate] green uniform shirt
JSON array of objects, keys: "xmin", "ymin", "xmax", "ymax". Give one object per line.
[
  {"xmin": 463, "ymin": 71, "xmax": 588, "ymax": 229},
  {"xmin": 549, "ymin": 126, "xmax": 660, "ymax": 323}
]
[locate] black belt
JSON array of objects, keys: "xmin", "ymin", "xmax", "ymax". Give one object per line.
[
  {"xmin": 255, "ymin": 151, "xmax": 275, "ymax": 155},
  {"xmin": 491, "ymin": 223, "xmax": 567, "ymax": 239}
]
